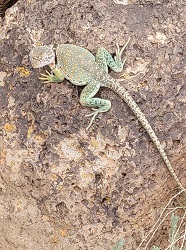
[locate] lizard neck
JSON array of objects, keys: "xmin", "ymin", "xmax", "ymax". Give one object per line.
[{"xmin": 49, "ymin": 61, "xmax": 56, "ymax": 70}]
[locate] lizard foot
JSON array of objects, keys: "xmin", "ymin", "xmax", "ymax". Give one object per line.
[
  {"xmin": 85, "ymin": 108, "xmax": 100, "ymax": 130},
  {"xmin": 115, "ymin": 38, "xmax": 131, "ymax": 68},
  {"xmin": 38, "ymin": 70, "xmax": 54, "ymax": 83}
]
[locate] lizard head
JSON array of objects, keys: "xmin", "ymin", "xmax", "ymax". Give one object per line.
[{"xmin": 29, "ymin": 45, "xmax": 55, "ymax": 68}]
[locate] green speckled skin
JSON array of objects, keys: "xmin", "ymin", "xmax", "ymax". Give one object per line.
[{"xmin": 29, "ymin": 42, "xmax": 185, "ymax": 191}]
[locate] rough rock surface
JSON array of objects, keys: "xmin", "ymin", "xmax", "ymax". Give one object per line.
[
  {"xmin": 0, "ymin": 0, "xmax": 19, "ymax": 17},
  {"xmin": 0, "ymin": 0, "xmax": 186, "ymax": 249}
]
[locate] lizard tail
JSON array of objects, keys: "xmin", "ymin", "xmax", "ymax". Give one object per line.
[{"xmin": 106, "ymin": 77, "xmax": 185, "ymax": 191}]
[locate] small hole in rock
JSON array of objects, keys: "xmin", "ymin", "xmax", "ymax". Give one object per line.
[
  {"xmin": 95, "ymin": 173, "xmax": 103, "ymax": 184},
  {"xmin": 122, "ymin": 173, "xmax": 127, "ymax": 177}
]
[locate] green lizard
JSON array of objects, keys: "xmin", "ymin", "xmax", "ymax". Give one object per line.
[{"xmin": 29, "ymin": 40, "xmax": 185, "ymax": 191}]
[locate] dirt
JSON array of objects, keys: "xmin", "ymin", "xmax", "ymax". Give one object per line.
[{"xmin": 0, "ymin": 0, "xmax": 186, "ymax": 249}]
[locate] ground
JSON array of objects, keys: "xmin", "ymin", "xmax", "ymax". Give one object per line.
[{"xmin": 0, "ymin": 0, "xmax": 186, "ymax": 249}]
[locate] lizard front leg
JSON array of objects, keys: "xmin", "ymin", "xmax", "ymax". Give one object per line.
[
  {"xmin": 39, "ymin": 66, "xmax": 65, "ymax": 83},
  {"xmin": 80, "ymin": 80, "xmax": 111, "ymax": 130},
  {"xmin": 95, "ymin": 38, "xmax": 130, "ymax": 73}
]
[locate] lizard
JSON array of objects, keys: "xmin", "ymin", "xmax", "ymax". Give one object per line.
[{"xmin": 29, "ymin": 40, "xmax": 185, "ymax": 191}]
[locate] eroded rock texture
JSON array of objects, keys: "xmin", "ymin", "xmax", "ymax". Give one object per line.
[{"xmin": 0, "ymin": 0, "xmax": 186, "ymax": 249}]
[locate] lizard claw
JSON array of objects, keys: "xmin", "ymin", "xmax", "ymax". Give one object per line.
[
  {"xmin": 122, "ymin": 57, "xmax": 127, "ymax": 67},
  {"xmin": 117, "ymin": 38, "xmax": 131, "ymax": 55},
  {"xmin": 115, "ymin": 38, "xmax": 130, "ymax": 60},
  {"xmin": 114, "ymin": 38, "xmax": 131, "ymax": 72},
  {"xmin": 38, "ymin": 70, "xmax": 53, "ymax": 83},
  {"xmin": 85, "ymin": 109, "xmax": 100, "ymax": 130}
]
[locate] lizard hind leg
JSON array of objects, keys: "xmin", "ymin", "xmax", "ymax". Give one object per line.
[
  {"xmin": 85, "ymin": 99, "xmax": 111, "ymax": 130},
  {"xmin": 80, "ymin": 80, "xmax": 111, "ymax": 130}
]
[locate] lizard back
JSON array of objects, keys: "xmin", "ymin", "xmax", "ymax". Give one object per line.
[{"xmin": 56, "ymin": 44, "xmax": 106, "ymax": 85}]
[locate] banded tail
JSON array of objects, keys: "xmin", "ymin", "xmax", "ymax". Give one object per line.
[{"xmin": 106, "ymin": 77, "xmax": 184, "ymax": 191}]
